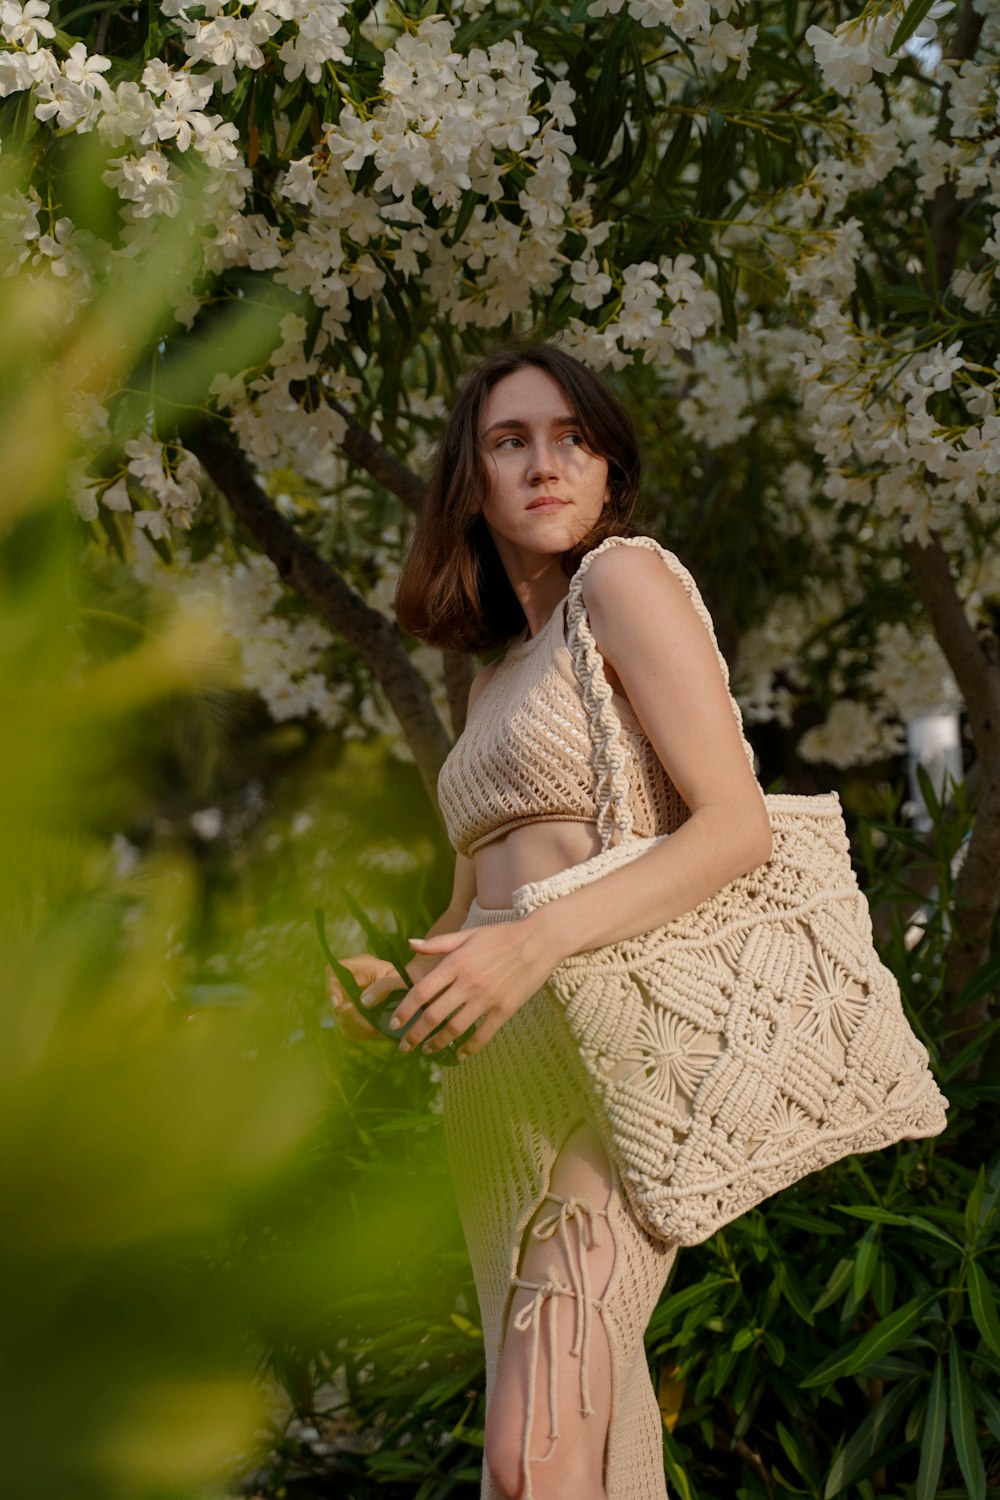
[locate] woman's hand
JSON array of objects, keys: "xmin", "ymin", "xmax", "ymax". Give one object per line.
[
  {"xmin": 326, "ymin": 955, "xmax": 399, "ymax": 1043},
  {"xmin": 326, "ymin": 952, "xmax": 445, "ymax": 1044},
  {"xmin": 391, "ymin": 918, "xmax": 555, "ymax": 1060}
]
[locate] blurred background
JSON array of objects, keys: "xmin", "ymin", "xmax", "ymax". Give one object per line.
[{"xmin": 3, "ymin": 1, "xmax": 999, "ymax": 1495}]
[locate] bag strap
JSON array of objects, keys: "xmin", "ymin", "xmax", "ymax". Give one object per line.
[{"xmin": 565, "ymin": 535, "xmax": 757, "ymax": 852}]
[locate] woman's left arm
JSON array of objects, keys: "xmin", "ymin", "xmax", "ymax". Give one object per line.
[
  {"xmin": 524, "ymin": 545, "xmax": 773, "ymax": 969},
  {"xmin": 396, "ymin": 547, "xmax": 773, "ymax": 1058}
]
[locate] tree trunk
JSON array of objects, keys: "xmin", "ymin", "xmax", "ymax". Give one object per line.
[{"xmin": 190, "ymin": 421, "xmax": 454, "ymax": 813}]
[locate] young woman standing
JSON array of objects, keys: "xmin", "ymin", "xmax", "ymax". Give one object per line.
[{"xmin": 329, "ymin": 343, "xmax": 772, "ymax": 1500}]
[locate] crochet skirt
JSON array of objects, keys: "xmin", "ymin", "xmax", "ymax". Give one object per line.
[{"xmin": 440, "ymin": 897, "xmax": 679, "ymax": 1500}]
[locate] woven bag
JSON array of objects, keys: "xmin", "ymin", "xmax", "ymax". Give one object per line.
[{"xmin": 511, "ymin": 536, "xmax": 949, "ymax": 1248}]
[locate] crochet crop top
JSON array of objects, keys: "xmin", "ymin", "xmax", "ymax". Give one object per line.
[{"xmin": 436, "ymin": 592, "xmax": 691, "ymax": 858}]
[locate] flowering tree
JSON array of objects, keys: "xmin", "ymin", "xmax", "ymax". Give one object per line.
[{"xmin": 2, "ymin": 0, "xmax": 998, "ymax": 1059}]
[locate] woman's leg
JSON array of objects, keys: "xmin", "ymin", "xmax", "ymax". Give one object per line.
[{"xmin": 484, "ymin": 1119, "xmax": 617, "ymax": 1500}]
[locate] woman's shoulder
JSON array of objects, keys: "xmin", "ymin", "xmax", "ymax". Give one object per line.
[{"xmin": 579, "ymin": 535, "xmax": 694, "ymax": 613}]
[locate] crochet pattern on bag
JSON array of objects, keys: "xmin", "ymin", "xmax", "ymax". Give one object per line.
[
  {"xmin": 505, "ymin": 527, "xmax": 950, "ymax": 1248},
  {"xmin": 514, "ymin": 794, "xmax": 949, "ymax": 1248}
]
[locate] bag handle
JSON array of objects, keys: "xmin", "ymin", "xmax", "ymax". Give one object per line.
[{"xmin": 565, "ymin": 535, "xmax": 757, "ymax": 852}]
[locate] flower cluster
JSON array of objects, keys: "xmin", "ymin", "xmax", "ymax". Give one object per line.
[
  {"xmin": 3, "ymin": 0, "xmax": 998, "ymax": 769},
  {"xmin": 130, "ymin": 535, "xmax": 351, "ymax": 727}
]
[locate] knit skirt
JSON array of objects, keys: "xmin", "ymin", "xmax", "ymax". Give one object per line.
[{"xmin": 440, "ymin": 897, "xmax": 679, "ymax": 1500}]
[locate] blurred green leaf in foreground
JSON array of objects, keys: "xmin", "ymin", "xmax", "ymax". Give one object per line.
[{"xmin": 0, "ymin": 147, "xmax": 338, "ymax": 1500}]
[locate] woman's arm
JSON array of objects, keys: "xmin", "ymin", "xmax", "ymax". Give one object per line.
[
  {"xmin": 329, "ymin": 660, "xmax": 491, "ymax": 1026},
  {"xmin": 523, "ymin": 545, "xmax": 772, "ymax": 969},
  {"xmin": 399, "ymin": 551, "xmax": 773, "ymax": 1057}
]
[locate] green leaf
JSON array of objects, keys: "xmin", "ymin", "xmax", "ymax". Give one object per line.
[
  {"xmin": 655, "ymin": 112, "xmax": 694, "ymax": 191},
  {"xmin": 833, "ymin": 1204, "xmax": 963, "ymax": 1251},
  {"xmin": 811, "ymin": 1256, "xmax": 854, "ymax": 1314},
  {"xmin": 954, "ymin": 955, "xmax": 1000, "ymax": 1017},
  {"xmin": 971, "ymin": 1376, "xmax": 1000, "ymax": 1444},
  {"xmin": 714, "ymin": 256, "xmax": 738, "ymax": 341},
  {"xmin": 887, "ymin": 0, "xmax": 939, "ymax": 56},
  {"xmin": 871, "ymin": 1258, "xmax": 896, "ymax": 1319},
  {"xmin": 941, "ymin": 1015, "xmax": 1000, "ymax": 1082},
  {"xmin": 446, "ymin": 187, "xmax": 479, "ymax": 248},
  {"xmin": 773, "ymin": 1258, "xmax": 815, "ymax": 1325},
  {"xmin": 662, "ymin": 1429, "xmax": 697, "ymax": 1500},
  {"xmin": 917, "ymin": 1361, "xmax": 947, "ymax": 1500},
  {"xmin": 853, "ymin": 1224, "xmax": 880, "ymax": 1303},
  {"xmin": 823, "ymin": 1377, "xmax": 918, "ymax": 1498},
  {"xmin": 762, "ymin": 1329, "xmax": 785, "ymax": 1366},
  {"xmin": 967, "ymin": 1259, "xmax": 1000, "ymax": 1356},
  {"xmin": 948, "ymin": 1332, "xmax": 986, "ymax": 1500},
  {"xmin": 801, "ymin": 1340, "xmax": 863, "ymax": 1390},
  {"xmin": 842, "ymin": 1293, "xmax": 939, "ymax": 1376},
  {"xmin": 773, "ymin": 1207, "xmax": 845, "ymax": 1236},
  {"xmin": 776, "ymin": 1420, "xmax": 820, "ymax": 1486},
  {"xmin": 965, "ymin": 1167, "xmax": 986, "ymax": 1242},
  {"xmin": 803, "ymin": 1293, "xmax": 937, "ymax": 1390}
]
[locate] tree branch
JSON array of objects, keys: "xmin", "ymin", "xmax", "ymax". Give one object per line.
[
  {"xmin": 190, "ymin": 420, "xmax": 453, "ymax": 810},
  {"xmin": 902, "ymin": 532, "xmax": 1000, "ymax": 765},
  {"xmin": 946, "ymin": 757, "xmax": 1000, "ymax": 1072},
  {"xmin": 328, "ymin": 397, "xmax": 427, "ymax": 513},
  {"xmin": 324, "ymin": 396, "xmax": 475, "ymax": 737},
  {"xmin": 901, "ymin": 532, "xmax": 1000, "ymax": 1077},
  {"xmin": 928, "ymin": 0, "xmax": 985, "ymax": 291}
]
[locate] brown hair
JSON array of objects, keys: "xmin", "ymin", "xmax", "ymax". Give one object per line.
[{"xmin": 394, "ymin": 340, "xmax": 643, "ymax": 655}]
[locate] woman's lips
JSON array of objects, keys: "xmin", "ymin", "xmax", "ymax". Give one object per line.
[{"xmin": 527, "ymin": 499, "xmax": 569, "ymax": 511}]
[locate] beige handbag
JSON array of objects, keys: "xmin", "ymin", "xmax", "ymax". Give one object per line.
[{"xmin": 511, "ymin": 536, "xmax": 949, "ymax": 1248}]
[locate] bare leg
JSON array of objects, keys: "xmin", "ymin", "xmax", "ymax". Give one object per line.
[{"xmin": 484, "ymin": 1120, "xmax": 617, "ymax": 1500}]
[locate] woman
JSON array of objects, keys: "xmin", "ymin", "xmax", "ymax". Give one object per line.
[{"xmin": 328, "ymin": 342, "xmax": 772, "ymax": 1500}]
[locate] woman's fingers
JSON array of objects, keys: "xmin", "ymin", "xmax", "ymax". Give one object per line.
[
  {"xmin": 330, "ymin": 984, "xmax": 389, "ymax": 1043},
  {"xmin": 397, "ymin": 984, "xmax": 470, "ymax": 1052},
  {"xmin": 455, "ymin": 1010, "xmax": 503, "ymax": 1058},
  {"xmin": 360, "ymin": 973, "xmax": 408, "ymax": 1008},
  {"xmin": 418, "ymin": 1005, "xmax": 481, "ymax": 1056},
  {"xmin": 326, "ymin": 954, "xmax": 394, "ymax": 1001},
  {"xmin": 389, "ymin": 965, "xmax": 455, "ymax": 1036}
]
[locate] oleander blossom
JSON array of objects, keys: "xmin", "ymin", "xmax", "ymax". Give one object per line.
[{"xmin": 2, "ymin": 0, "xmax": 996, "ymax": 758}]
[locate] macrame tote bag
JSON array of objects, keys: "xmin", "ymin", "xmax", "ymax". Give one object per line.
[{"xmin": 511, "ymin": 536, "xmax": 949, "ymax": 1248}]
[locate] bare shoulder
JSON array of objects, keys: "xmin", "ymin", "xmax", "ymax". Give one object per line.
[{"xmin": 580, "ymin": 544, "xmax": 695, "ymax": 634}]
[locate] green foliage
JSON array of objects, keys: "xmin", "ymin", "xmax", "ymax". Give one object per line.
[{"xmin": 251, "ymin": 782, "xmax": 998, "ymax": 1498}]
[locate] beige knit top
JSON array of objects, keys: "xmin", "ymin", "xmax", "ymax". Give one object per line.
[{"xmin": 436, "ymin": 592, "xmax": 691, "ymax": 857}]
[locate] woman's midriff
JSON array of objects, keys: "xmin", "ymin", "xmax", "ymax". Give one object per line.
[{"xmin": 472, "ymin": 817, "xmax": 622, "ymax": 911}]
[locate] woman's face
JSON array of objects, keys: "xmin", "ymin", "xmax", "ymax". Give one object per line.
[{"xmin": 475, "ymin": 365, "xmax": 610, "ymax": 568}]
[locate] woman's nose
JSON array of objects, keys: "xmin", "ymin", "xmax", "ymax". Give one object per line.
[{"xmin": 527, "ymin": 441, "xmax": 560, "ymax": 479}]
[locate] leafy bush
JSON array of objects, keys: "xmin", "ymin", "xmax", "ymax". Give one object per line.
[{"xmin": 251, "ymin": 780, "xmax": 998, "ymax": 1500}]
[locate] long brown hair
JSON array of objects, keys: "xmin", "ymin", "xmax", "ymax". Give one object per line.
[{"xmin": 394, "ymin": 341, "xmax": 643, "ymax": 655}]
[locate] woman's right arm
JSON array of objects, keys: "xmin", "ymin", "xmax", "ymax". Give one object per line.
[{"xmin": 328, "ymin": 661, "xmax": 492, "ymax": 1040}]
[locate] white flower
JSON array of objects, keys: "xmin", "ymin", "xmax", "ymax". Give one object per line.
[
  {"xmin": 278, "ymin": 2, "xmax": 349, "ymax": 83},
  {"xmin": 102, "ymin": 150, "xmax": 183, "ymax": 218},
  {"xmin": 916, "ymin": 339, "xmax": 964, "ymax": 392},
  {"xmin": 694, "ymin": 21, "xmax": 757, "ymax": 79},
  {"xmin": 63, "ymin": 40, "xmax": 111, "ymax": 92},
  {"xmin": 101, "ymin": 476, "xmax": 132, "ymax": 511},
  {"xmin": 570, "ymin": 256, "xmax": 612, "ymax": 310},
  {"xmin": 806, "ymin": 14, "xmax": 897, "ymax": 96},
  {"xmin": 0, "ymin": 48, "xmax": 35, "ymax": 96},
  {"xmin": 799, "ymin": 700, "xmax": 906, "ymax": 767},
  {"xmin": 0, "ymin": 0, "xmax": 55, "ymax": 51},
  {"xmin": 97, "ymin": 81, "xmax": 159, "ymax": 147},
  {"xmin": 125, "ymin": 434, "xmax": 166, "ymax": 488}
]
